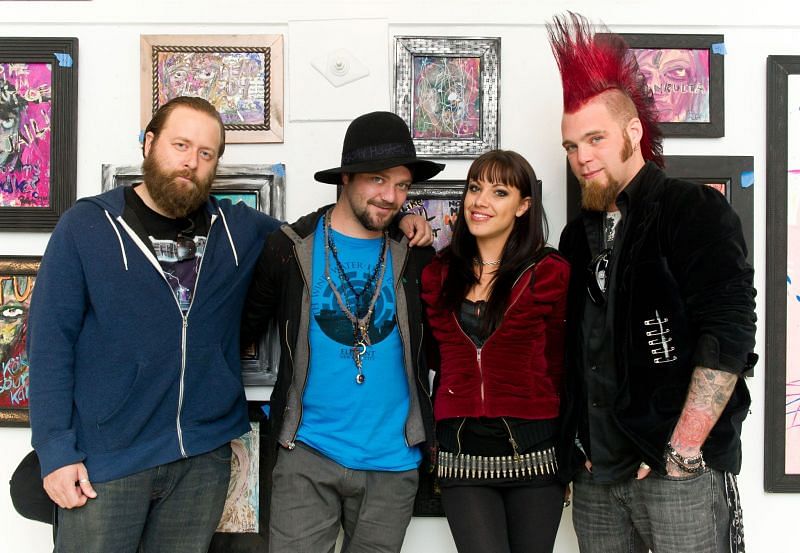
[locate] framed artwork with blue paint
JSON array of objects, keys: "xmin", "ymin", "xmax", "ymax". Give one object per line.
[
  {"xmin": 766, "ymin": 55, "xmax": 800, "ymax": 492},
  {"xmin": 101, "ymin": 163, "xmax": 285, "ymax": 386}
]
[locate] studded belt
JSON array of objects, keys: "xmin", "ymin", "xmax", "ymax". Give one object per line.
[{"xmin": 437, "ymin": 446, "xmax": 558, "ymax": 480}]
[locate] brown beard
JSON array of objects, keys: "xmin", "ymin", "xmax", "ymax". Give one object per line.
[
  {"xmin": 579, "ymin": 131, "xmax": 634, "ymax": 212},
  {"xmin": 141, "ymin": 149, "xmax": 216, "ymax": 218}
]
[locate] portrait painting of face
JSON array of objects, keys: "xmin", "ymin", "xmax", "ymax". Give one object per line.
[
  {"xmin": 0, "ymin": 63, "xmax": 53, "ymax": 208},
  {"xmin": 412, "ymin": 56, "xmax": 481, "ymax": 139},
  {"xmin": 156, "ymin": 50, "xmax": 267, "ymax": 126},
  {"xmin": 0, "ymin": 270, "xmax": 35, "ymax": 412},
  {"xmin": 633, "ymin": 48, "xmax": 711, "ymax": 123}
]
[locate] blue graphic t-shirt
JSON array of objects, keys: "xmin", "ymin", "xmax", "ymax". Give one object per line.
[{"xmin": 296, "ymin": 218, "xmax": 421, "ymax": 471}]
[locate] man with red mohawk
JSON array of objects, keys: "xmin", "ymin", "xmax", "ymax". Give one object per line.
[{"xmin": 549, "ymin": 13, "xmax": 757, "ymax": 553}]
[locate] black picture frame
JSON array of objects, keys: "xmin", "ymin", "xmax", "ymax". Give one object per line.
[
  {"xmin": 0, "ymin": 37, "xmax": 78, "ymax": 231},
  {"xmin": 0, "ymin": 256, "xmax": 40, "ymax": 427},
  {"xmin": 101, "ymin": 163, "xmax": 285, "ymax": 386},
  {"xmin": 566, "ymin": 155, "xmax": 754, "ymax": 267},
  {"xmin": 765, "ymin": 55, "xmax": 800, "ymax": 493},
  {"xmin": 401, "ymin": 179, "xmax": 464, "ymax": 252},
  {"xmin": 209, "ymin": 401, "xmax": 270, "ymax": 552},
  {"xmin": 616, "ymin": 33, "xmax": 724, "ymax": 138}
]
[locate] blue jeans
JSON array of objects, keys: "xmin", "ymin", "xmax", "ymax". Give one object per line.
[
  {"xmin": 56, "ymin": 444, "xmax": 232, "ymax": 553},
  {"xmin": 268, "ymin": 442, "xmax": 419, "ymax": 553},
  {"xmin": 572, "ymin": 466, "xmax": 740, "ymax": 553}
]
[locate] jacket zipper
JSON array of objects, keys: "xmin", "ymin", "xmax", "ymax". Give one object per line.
[
  {"xmin": 452, "ymin": 261, "xmax": 537, "ymax": 414},
  {"xmin": 285, "ymin": 243, "xmax": 311, "ymax": 450},
  {"xmin": 114, "ymin": 213, "xmax": 216, "ymax": 458},
  {"xmin": 174, "ymin": 215, "xmax": 215, "ymax": 457}
]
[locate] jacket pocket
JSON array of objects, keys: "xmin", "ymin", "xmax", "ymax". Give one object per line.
[
  {"xmin": 95, "ymin": 352, "xmax": 177, "ymax": 451},
  {"xmin": 180, "ymin": 344, "xmax": 244, "ymax": 427}
]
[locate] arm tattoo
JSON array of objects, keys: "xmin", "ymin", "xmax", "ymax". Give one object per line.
[{"xmin": 670, "ymin": 366, "xmax": 738, "ymax": 456}]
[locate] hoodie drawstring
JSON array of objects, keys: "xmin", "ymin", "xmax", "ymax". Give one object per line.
[
  {"xmin": 104, "ymin": 210, "xmax": 129, "ymax": 270},
  {"xmin": 217, "ymin": 207, "xmax": 239, "ymax": 267}
]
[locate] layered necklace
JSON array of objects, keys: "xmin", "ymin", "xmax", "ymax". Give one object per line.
[{"xmin": 323, "ymin": 208, "xmax": 389, "ymax": 384}]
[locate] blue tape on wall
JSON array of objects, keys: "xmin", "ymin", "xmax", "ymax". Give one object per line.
[
  {"xmin": 711, "ymin": 43, "xmax": 727, "ymax": 55},
  {"xmin": 272, "ymin": 163, "xmax": 286, "ymax": 178},
  {"xmin": 53, "ymin": 53, "xmax": 73, "ymax": 67},
  {"xmin": 741, "ymin": 170, "xmax": 754, "ymax": 188},
  {"xmin": 138, "ymin": 131, "xmax": 145, "ymax": 144}
]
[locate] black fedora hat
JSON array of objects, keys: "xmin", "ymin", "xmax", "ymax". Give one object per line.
[{"xmin": 314, "ymin": 111, "xmax": 445, "ymax": 185}]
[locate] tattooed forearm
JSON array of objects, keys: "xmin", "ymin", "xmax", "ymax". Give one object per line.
[{"xmin": 670, "ymin": 366, "xmax": 738, "ymax": 456}]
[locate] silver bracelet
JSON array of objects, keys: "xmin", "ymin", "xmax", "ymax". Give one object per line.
[{"xmin": 664, "ymin": 442, "xmax": 706, "ymax": 473}]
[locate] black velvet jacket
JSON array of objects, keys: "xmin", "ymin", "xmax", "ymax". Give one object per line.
[{"xmin": 557, "ymin": 162, "xmax": 757, "ymax": 479}]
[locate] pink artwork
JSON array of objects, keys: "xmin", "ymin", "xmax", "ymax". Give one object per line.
[
  {"xmin": 0, "ymin": 272, "xmax": 35, "ymax": 413},
  {"xmin": 785, "ymin": 76, "xmax": 800, "ymax": 473},
  {"xmin": 633, "ymin": 48, "xmax": 710, "ymax": 123},
  {"xmin": 0, "ymin": 62, "xmax": 52, "ymax": 208},
  {"xmin": 412, "ymin": 57, "xmax": 481, "ymax": 139}
]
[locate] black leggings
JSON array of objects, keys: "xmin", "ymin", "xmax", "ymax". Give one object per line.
[{"xmin": 440, "ymin": 482, "xmax": 564, "ymax": 553}]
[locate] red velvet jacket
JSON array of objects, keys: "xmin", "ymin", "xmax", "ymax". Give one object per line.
[{"xmin": 421, "ymin": 252, "xmax": 570, "ymax": 422}]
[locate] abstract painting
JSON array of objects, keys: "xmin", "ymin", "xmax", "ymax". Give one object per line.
[
  {"xmin": 141, "ymin": 35, "xmax": 284, "ymax": 143},
  {"xmin": 765, "ymin": 55, "xmax": 800, "ymax": 492},
  {"xmin": 217, "ymin": 422, "xmax": 260, "ymax": 533},
  {"xmin": 395, "ymin": 36, "xmax": 499, "ymax": 157},
  {"xmin": 617, "ymin": 34, "xmax": 724, "ymax": 137},
  {"xmin": 0, "ymin": 256, "xmax": 40, "ymax": 427},
  {"xmin": 0, "ymin": 37, "xmax": 77, "ymax": 231},
  {"xmin": 209, "ymin": 401, "xmax": 270, "ymax": 552}
]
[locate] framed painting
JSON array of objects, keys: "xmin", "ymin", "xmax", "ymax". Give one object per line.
[
  {"xmin": 209, "ymin": 401, "xmax": 270, "ymax": 552},
  {"xmin": 394, "ymin": 36, "xmax": 500, "ymax": 158},
  {"xmin": 616, "ymin": 34, "xmax": 724, "ymax": 137},
  {"xmin": 101, "ymin": 163, "xmax": 285, "ymax": 386},
  {"xmin": 140, "ymin": 34, "xmax": 284, "ymax": 144},
  {"xmin": 765, "ymin": 55, "xmax": 800, "ymax": 492},
  {"xmin": 0, "ymin": 37, "xmax": 77, "ymax": 231},
  {"xmin": 566, "ymin": 155, "xmax": 754, "ymax": 266},
  {"xmin": 401, "ymin": 180, "xmax": 464, "ymax": 252},
  {"xmin": 0, "ymin": 256, "xmax": 40, "ymax": 427}
]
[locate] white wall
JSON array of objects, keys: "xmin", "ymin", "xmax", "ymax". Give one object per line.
[{"xmin": 2, "ymin": 1, "xmax": 799, "ymax": 551}]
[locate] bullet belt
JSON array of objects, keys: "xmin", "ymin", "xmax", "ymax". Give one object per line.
[{"xmin": 437, "ymin": 446, "xmax": 558, "ymax": 480}]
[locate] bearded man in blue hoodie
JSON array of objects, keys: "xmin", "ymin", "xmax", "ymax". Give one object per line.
[{"xmin": 26, "ymin": 96, "xmax": 280, "ymax": 553}]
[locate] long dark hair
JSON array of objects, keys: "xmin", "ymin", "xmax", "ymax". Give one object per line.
[{"xmin": 440, "ymin": 150, "xmax": 549, "ymax": 334}]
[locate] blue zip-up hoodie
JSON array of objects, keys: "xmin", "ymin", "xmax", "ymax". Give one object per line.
[{"xmin": 27, "ymin": 186, "xmax": 280, "ymax": 482}]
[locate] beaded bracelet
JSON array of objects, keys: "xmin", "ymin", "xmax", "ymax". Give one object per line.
[{"xmin": 664, "ymin": 442, "xmax": 706, "ymax": 474}]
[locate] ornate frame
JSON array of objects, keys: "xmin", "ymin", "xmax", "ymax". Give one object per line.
[
  {"xmin": 140, "ymin": 34, "xmax": 284, "ymax": 143},
  {"xmin": 394, "ymin": 36, "xmax": 500, "ymax": 158}
]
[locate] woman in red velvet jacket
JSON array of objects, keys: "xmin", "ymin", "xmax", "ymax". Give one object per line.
[{"xmin": 421, "ymin": 150, "xmax": 570, "ymax": 553}]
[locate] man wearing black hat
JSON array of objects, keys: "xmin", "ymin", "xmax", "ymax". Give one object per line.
[{"xmin": 242, "ymin": 111, "xmax": 444, "ymax": 552}]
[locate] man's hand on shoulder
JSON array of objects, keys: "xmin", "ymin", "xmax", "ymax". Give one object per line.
[
  {"xmin": 398, "ymin": 213, "xmax": 433, "ymax": 247},
  {"xmin": 43, "ymin": 462, "xmax": 97, "ymax": 509}
]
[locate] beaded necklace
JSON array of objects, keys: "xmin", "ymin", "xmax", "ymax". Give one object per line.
[{"xmin": 323, "ymin": 208, "xmax": 389, "ymax": 384}]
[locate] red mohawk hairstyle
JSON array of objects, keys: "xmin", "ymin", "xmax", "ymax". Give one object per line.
[{"xmin": 546, "ymin": 12, "xmax": 663, "ymax": 168}]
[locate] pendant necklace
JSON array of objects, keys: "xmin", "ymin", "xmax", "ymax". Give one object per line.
[{"xmin": 323, "ymin": 208, "xmax": 389, "ymax": 384}]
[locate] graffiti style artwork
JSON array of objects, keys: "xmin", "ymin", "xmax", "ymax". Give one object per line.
[
  {"xmin": 617, "ymin": 33, "xmax": 724, "ymax": 137},
  {"xmin": 0, "ymin": 37, "xmax": 77, "ymax": 231},
  {"xmin": 217, "ymin": 423, "xmax": 260, "ymax": 533},
  {"xmin": 395, "ymin": 36, "xmax": 499, "ymax": 157},
  {"xmin": 0, "ymin": 257, "xmax": 39, "ymax": 427},
  {"xmin": 0, "ymin": 62, "xmax": 52, "ymax": 208},
  {"xmin": 402, "ymin": 198, "xmax": 460, "ymax": 252},
  {"xmin": 141, "ymin": 35, "xmax": 284, "ymax": 144},
  {"xmin": 633, "ymin": 48, "xmax": 710, "ymax": 124},
  {"xmin": 412, "ymin": 56, "xmax": 481, "ymax": 140},
  {"xmin": 156, "ymin": 51, "xmax": 267, "ymax": 127}
]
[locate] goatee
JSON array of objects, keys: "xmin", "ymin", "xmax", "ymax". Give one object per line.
[{"xmin": 141, "ymin": 154, "xmax": 216, "ymax": 218}]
